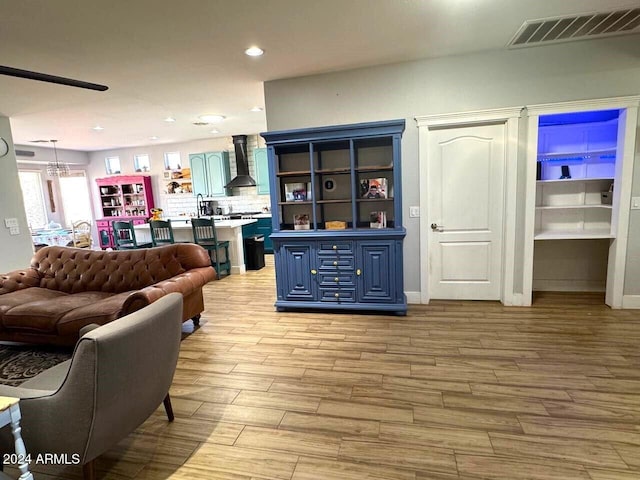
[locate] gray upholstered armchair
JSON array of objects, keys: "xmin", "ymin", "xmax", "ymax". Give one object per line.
[{"xmin": 0, "ymin": 292, "xmax": 183, "ymax": 480}]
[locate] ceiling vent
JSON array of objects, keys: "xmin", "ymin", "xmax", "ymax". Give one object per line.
[
  {"xmin": 15, "ymin": 149, "xmax": 35, "ymax": 157},
  {"xmin": 508, "ymin": 7, "xmax": 640, "ymax": 48}
]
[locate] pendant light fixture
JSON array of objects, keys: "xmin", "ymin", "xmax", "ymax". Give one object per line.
[{"xmin": 46, "ymin": 140, "xmax": 69, "ymax": 177}]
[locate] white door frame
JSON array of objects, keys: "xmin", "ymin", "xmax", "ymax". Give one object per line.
[
  {"xmin": 522, "ymin": 96, "xmax": 640, "ymax": 308},
  {"xmin": 416, "ymin": 107, "xmax": 522, "ymax": 305}
]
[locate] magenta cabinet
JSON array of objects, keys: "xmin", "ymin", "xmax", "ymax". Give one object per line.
[{"xmin": 96, "ymin": 176, "xmax": 154, "ymax": 249}]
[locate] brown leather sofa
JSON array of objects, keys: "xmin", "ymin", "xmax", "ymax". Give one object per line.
[{"xmin": 0, "ymin": 244, "xmax": 216, "ymax": 346}]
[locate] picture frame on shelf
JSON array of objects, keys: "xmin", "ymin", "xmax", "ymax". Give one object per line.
[
  {"xmin": 361, "ymin": 178, "xmax": 387, "ymax": 199},
  {"xmin": 369, "ymin": 211, "xmax": 387, "ymax": 228},
  {"xmin": 293, "ymin": 214, "xmax": 310, "ymax": 230},
  {"xmin": 285, "ymin": 182, "xmax": 308, "ymax": 201}
]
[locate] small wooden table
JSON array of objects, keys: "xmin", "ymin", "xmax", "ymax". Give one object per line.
[{"xmin": 0, "ymin": 397, "xmax": 33, "ymax": 480}]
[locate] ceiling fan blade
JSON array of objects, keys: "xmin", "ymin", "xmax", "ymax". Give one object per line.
[{"xmin": 0, "ymin": 65, "xmax": 108, "ymax": 91}]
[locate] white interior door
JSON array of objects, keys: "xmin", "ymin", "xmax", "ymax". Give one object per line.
[{"xmin": 427, "ymin": 123, "xmax": 506, "ymax": 300}]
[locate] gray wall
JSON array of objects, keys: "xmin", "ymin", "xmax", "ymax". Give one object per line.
[
  {"xmin": 0, "ymin": 117, "xmax": 37, "ymax": 272},
  {"xmin": 263, "ymin": 36, "xmax": 640, "ymax": 296}
]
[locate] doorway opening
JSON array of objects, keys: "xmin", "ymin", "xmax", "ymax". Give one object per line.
[{"xmin": 59, "ymin": 171, "xmax": 93, "ymax": 227}]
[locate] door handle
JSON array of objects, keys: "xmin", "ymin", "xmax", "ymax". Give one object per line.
[{"xmin": 431, "ymin": 223, "xmax": 444, "ymax": 232}]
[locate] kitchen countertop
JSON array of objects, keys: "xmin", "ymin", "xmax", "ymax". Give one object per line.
[{"xmin": 139, "ymin": 218, "xmax": 257, "ymax": 229}]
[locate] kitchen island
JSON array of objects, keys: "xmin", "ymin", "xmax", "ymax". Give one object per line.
[{"xmin": 133, "ymin": 217, "xmax": 257, "ymax": 274}]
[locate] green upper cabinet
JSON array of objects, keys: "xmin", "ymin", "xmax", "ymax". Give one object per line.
[
  {"xmin": 254, "ymin": 147, "xmax": 270, "ymax": 195},
  {"xmin": 189, "ymin": 151, "xmax": 230, "ymax": 197},
  {"xmin": 189, "ymin": 153, "xmax": 207, "ymax": 196}
]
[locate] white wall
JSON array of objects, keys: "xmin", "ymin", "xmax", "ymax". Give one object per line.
[
  {"xmin": 263, "ymin": 36, "xmax": 640, "ymax": 296},
  {"xmin": 0, "ymin": 117, "xmax": 37, "ymax": 272}
]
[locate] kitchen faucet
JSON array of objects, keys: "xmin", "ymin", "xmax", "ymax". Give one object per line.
[{"xmin": 196, "ymin": 193, "xmax": 204, "ymax": 218}]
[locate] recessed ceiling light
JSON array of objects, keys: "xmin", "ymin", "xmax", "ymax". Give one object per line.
[
  {"xmin": 245, "ymin": 46, "xmax": 264, "ymax": 57},
  {"xmin": 198, "ymin": 114, "xmax": 225, "ymax": 123},
  {"xmin": 210, "ymin": 129, "xmax": 219, "ymax": 134},
  {"xmin": 250, "ymin": 106, "xmax": 264, "ymax": 112},
  {"xmin": 164, "ymin": 117, "xmax": 176, "ymax": 122},
  {"xmin": 150, "ymin": 136, "xmax": 159, "ymax": 141},
  {"xmin": 92, "ymin": 125, "xmax": 104, "ymax": 131}
]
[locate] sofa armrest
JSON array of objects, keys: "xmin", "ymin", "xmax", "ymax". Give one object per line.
[
  {"xmin": 122, "ymin": 266, "xmax": 216, "ymax": 315},
  {"xmin": 0, "ymin": 268, "xmax": 40, "ymax": 295}
]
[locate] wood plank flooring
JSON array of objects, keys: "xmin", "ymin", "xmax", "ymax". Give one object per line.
[{"xmin": 12, "ymin": 256, "xmax": 640, "ymax": 480}]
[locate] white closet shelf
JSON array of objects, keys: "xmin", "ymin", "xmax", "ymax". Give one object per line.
[
  {"xmin": 536, "ymin": 204, "xmax": 612, "ymax": 210},
  {"xmin": 536, "ymin": 177, "xmax": 614, "ymax": 184},
  {"xmin": 534, "ymin": 229, "xmax": 615, "ymax": 240},
  {"xmin": 537, "ymin": 148, "xmax": 616, "ymax": 160}
]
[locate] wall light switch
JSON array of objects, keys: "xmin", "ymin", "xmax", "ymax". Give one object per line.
[
  {"xmin": 409, "ymin": 206, "xmax": 420, "ymax": 218},
  {"xmin": 9, "ymin": 226, "xmax": 20, "ymax": 235},
  {"xmin": 632, "ymin": 197, "xmax": 640, "ymax": 210},
  {"xmin": 4, "ymin": 218, "xmax": 18, "ymax": 228}
]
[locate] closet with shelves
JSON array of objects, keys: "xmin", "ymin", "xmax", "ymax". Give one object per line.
[
  {"xmin": 262, "ymin": 120, "xmax": 406, "ymax": 314},
  {"xmin": 535, "ymin": 118, "xmax": 617, "ymax": 240},
  {"xmin": 532, "ymin": 110, "xmax": 619, "ymax": 292}
]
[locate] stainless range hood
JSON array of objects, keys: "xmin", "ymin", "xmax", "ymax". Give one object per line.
[{"xmin": 225, "ymin": 134, "xmax": 256, "ymax": 188}]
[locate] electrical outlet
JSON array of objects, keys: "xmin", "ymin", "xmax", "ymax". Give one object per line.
[
  {"xmin": 632, "ymin": 197, "xmax": 640, "ymax": 210},
  {"xmin": 4, "ymin": 218, "xmax": 18, "ymax": 228},
  {"xmin": 9, "ymin": 226, "xmax": 20, "ymax": 235},
  {"xmin": 409, "ymin": 206, "xmax": 420, "ymax": 218}
]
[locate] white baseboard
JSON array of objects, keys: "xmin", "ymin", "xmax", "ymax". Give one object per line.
[
  {"xmin": 504, "ymin": 293, "xmax": 525, "ymax": 306},
  {"xmin": 405, "ymin": 291, "xmax": 421, "ymax": 304},
  {"xmin": 622, "ymin": 295, "xmax": 640, "ymax": 309},
  {"xmin": 533, "ymin": 279, "xmax": 605, "ymax": 292}
]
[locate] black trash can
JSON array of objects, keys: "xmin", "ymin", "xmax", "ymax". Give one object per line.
[{"xmin": 244, "ymin": 235, "xmax": 265, "ymax": 270}]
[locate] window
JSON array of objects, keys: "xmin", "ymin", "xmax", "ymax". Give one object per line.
[
  {"xmin": 18, "ymin": 171, "xmax": 47, "ymax": 229},
  {"xmin": 134, "ymin": 154, "xmax": 151, "ymax": 172},
  {"xmin": 105, "ymin": 156, "xmax": 121, "ymax": 174},
  {"xmin": 164, "ymin": 152, "xmax": 181, "ymax": 170},
  {"xmin": 59, "ymin": 171, "xmax": 93, "ymax": 227}
]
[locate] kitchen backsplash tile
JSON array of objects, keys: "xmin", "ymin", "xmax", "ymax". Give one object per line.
[{"xmin": 162, "ymin": 192, "xmax": 270, "ymax": 217}]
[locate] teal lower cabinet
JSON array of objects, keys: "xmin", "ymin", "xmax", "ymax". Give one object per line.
[
  {"xmin": 241, "ymin": 223, "xmax": 257, "ymax": 238},
  {"xmin": 255, "ymin": 217, "xmax": 273, "ymax": 253},
  {"xmin": 272, "ymin": 230, "xmax": 406, "ymax": 314}
]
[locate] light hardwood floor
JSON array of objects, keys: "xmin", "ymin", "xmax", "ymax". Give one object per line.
[{"xmin": 15, "ymin": 256, "xmax": 640, "ymax": 479}]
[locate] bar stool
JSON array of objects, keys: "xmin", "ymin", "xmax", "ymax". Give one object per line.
[
  {"xmin": 190, "ymin": 217, "xmax": 231, "ymax": 278},
  {"xmin": 112, "ymin": 220, "xmax": 152, "ymax": 249},
  {"xmin": 149, "ymin": 220, "xmax": 175, "ymax": 247}
]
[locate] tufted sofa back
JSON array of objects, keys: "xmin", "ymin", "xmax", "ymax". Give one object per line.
[{"xmin": 31, "ymin": 244, "xmax": 212, "ymax": 294}]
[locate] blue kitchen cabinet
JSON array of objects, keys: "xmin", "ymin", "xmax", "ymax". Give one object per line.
[
  {"xmin": 254, "ymin": 147, "xmax": 270, "ymax": 195},
  {"xmin": 262, "ymin": 119, "xmax": 406, "ymax": 315},
  {"xmin": 189, "ymin": 151, "xmax": 230, "ymax": 197}
]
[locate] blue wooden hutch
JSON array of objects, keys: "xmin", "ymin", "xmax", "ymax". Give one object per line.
[{"xmin": 261, "ymin": 120, "xmax": 407, "ymax": 314}]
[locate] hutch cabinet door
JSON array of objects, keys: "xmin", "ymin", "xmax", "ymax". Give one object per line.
[
  {"xmin": 358, "ymin": 240, "xmax": 395, "ymax": 303},
  {"xmin": 189, "ymin": 153, "xmax": 208, "ymax": 196},
  {"xmin": 254, "ymin": 148, "xmax": 270, "ymax": 195},
  {"xmin": 205, "ymin": 152, "xmax": 230, "ymax": 197},
  {"xmin": 277, "ymin": 243, "xmax": 317, "ymax": 301}
]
